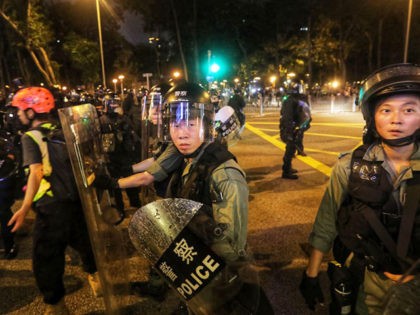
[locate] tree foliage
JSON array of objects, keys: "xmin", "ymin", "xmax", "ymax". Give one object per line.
[{"xmin": 1, "ymin": 0, "xmax": 420, "ymax": 89}]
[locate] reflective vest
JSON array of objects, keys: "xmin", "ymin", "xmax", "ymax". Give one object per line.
[{"xmin": 25, "ymin": 123, "xmax": 56, "ymax": 202}]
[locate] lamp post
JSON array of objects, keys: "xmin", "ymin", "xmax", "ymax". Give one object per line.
[
  {"xmin": 404, "ymin": 0, "xmax": 413, "ymax": 63},
  {"xmin": 112, "ymin": 78, "xmax": 117, "ymax": 93},
  {"xmin": 96, "ymin": 0, "xmax": 106, "ymax": 88},
  {"xmin": 118, "ymin": 75, "xmax": 124, "ymax": 100},
  {"xmin": 148, "ymin": 37, "xmax": 161, "ymax": 78}
]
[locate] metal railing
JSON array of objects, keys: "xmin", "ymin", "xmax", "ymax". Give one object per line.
[{"xmin": 242, "ymin": 94, "xmax": 359, "ymax": 115}]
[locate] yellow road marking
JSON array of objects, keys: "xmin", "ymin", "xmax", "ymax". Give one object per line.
[
  {"xmin": 248, "ymin": 122, "xmax": 364, "ymax": 128},
  {"xmin": 254, "ymin": 129, "xmax": 361, "ymax": 140},
  {"xmin": 245, "ymin": 123, "xmax": 332, "ymax": 176},
  {"xmin": 305, "ymin": 132, "xmax": 361, "ymax": 140},
  {"xmin": 270, "ymin": 135, "xmax": 342, "ymax": 156}
]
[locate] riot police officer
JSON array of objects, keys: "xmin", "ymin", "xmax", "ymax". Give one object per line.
[
  {"xmin": 227, "ymin": 89, "xmax": 246, "ymax": 127},
  {"xmin": 100, "ymin": 95, "xmax": 141, "ymax": 223},
  {"xmin": 138, "ymin": 82, "xmax": 273, "ymax": 314},
  {"xmin": 300, "ymin": 63, "xmax": 420, "ymax": 314},
  {"xmin": 279, "ymin": 80, "xmax": 310, "ymax": 179}
]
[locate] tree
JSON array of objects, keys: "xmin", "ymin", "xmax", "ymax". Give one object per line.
[
  {"xmin": 62, "ymin": 33, "xmax": 100, "ymax": 88},
  {"xmin": 0, "ymin": 0, "xmax": 58, "ymax": 85}
]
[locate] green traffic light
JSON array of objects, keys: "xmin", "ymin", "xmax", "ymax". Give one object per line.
[{"xmin": 210, "ymin": 63, "xmax": 220, "ymax": 73}]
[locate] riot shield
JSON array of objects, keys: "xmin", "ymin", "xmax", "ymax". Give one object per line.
[
  {"xmin": 140, "ymin": 99, "xmax": 149, "ymax": 162},
  {"xmin": 129, "ymin": 198, "xmax": 267, "ymax": 315},
  {"xmin": 58, "ymin": 104, "xmax": 130, "ymax": 314},
  {"xmin": 140, "ymin": 98, "xmax": 161, "ymax": 203}
]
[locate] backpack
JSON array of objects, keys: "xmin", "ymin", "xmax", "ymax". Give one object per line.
[{"xmin": 26, "ymin": 125, "xmax": 79, "ymax": 202}]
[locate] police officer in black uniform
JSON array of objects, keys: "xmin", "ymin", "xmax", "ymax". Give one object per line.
[
  {"xmin": 279, "ymin": 79, "xmax": 309, "ymax": 179},
  {"xmin": 100, "ymin": 95, "xmax": 141, "ymax": 223}
]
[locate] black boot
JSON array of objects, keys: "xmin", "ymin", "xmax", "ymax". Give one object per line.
[
  {"xmin": 4, "ymin": 244, "xmax": 18, "ymax": 260},
  {"xmin": 282, "ymin": 172, "xmax": 298, "ymax": 179},
  {"xmin": 297, "ymin": 149, "xmax": 307, "ymax": 156}
]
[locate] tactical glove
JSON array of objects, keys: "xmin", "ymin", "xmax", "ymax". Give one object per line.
[
  {"xmin": 93, "ymin": 173, "xmax": 119, "ymax": 190},
  {"xmin": 299, "ymin": 271, "xmax": 324, "ymax": 310}
]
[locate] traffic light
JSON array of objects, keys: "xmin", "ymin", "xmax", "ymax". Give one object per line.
[
  {"xmin": 210, "ymin": 63, "xmax": 220, "ymax": 73},
  {"xmin": 202, "ymin": 53, "xmax": 230, "ymax": 82}
]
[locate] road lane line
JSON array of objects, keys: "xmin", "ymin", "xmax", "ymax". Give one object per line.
[
  {"xmin": 247, "ymin": 122, "xmax": 364, "ymax": 128},
  {"xmin": 254, "ymin": 128, "xmax": 361, "ymax": 140},
  {"xmin": 301, "ymin": 132, "xmax": 361, "ymax": 140},
  {"xmin": 245, "ymin": 123, "xmax": 332, "ymax": 176}
]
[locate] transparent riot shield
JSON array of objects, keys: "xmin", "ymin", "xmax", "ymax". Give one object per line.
[
  {"xmin": 139, "ymin": 98, "xmax": 162, "ymax": 203},
  {"xmin": 129, "ymin": 198, "xmax": 267, "ymax": 315},
  {"xmin": 58, "ymin": 104, "xmax": 130, "ymax": 314},
  {"xmin": 140, "ymin": 99, "xmax": 150, "ymax": 162}
]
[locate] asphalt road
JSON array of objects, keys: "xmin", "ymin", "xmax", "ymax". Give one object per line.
[
  {"xmin": 0, "ymin": 108, "xmax": 365, "ymax": 315},
  {"xmin": 236, "ymin": 108, "xmax": 364, "ymax": 315}
]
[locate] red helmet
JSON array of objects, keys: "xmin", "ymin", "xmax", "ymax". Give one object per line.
[{"xmin": 11, "ymin": 87, "xmax": 55, "ymax": 113}]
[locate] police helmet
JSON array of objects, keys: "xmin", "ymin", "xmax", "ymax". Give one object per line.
[
  {"xmin": 359, "ymin": 63, "xmax": 420, "ymax": 121},
  {"xmin": 215, "ymin": 105, "xmax": 242, "ymax": 146},
  {"xmin": 11, "ymin": 87, "xmax": 55, "ymax": 113},
  {"xmin": 104, "ymin": 94, "xmax": 122, "ymax": 114},
  {"xmin": 286, "ymin": 77, "xmax": 305, "ymax": 95},
  {"xmin": 359, "ymin": 63, "xmax": 420, "ymax": 145},
  {"xmin": 163, "ymin": 82, "xmax": 214, "ymax": 143}
]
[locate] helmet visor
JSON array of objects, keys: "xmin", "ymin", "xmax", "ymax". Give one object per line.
[{"xmin": 166, "ymin": 101, "xmax": 214, "ymax": 143}]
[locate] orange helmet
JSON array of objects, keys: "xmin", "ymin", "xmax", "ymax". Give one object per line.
[{"xmin": 11, "ymin": 87, "xmax": 55, "ymax": 113}]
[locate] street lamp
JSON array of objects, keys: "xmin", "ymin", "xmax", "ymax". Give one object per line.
[
  {"xmin": 118, "ymin": 75, "xmax": 124, "ymax": 100},
  {"xmin": 148, "ymin": 37, "xmax": 161, "ymax": 78},
  {"xmin": 270, "ymin": 75, "xmax": 277, "ymax": 87},
  {"xmin": 172, "ymin": 70, "xmax": 181, "ymax": 80},
  {"xmin": 404, "ymin": 0, "xmax": 413, "ymax": 62},
  {"xmin": 234, "ymin": 78, "xmax": 240, "ymax": 89},
  {"xmin": 112, "ymin": 78, "xmax": 117, "ymax": 93},
  {"xmin": 96, "ymin": 0, "xmax": 106, "ymax": 88}
]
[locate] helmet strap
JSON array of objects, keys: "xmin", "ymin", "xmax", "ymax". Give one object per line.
[
  {"xmin": 184, "ymin": 142, "xmax": 209, "ymax": 159},
  {"xmin": 381, "ymin": 128, "xmax": 420, "ymax": 147},
  {"xmin": 382, "ymin": 135, "xmax": 416, "ymax": 147}
]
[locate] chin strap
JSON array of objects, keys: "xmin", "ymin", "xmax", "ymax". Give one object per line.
[
  {"xmin": 184, "ymin": 142, "xmax": 210, "ymax": 159},
  {"xmin": 382, "ymin": 129, "xmax": 420, "ymax": 147}
]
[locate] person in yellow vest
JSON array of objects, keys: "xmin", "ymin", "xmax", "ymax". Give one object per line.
[{"xmin": 8, "ymin": 87, "xmax": 101, "ymax": 315}]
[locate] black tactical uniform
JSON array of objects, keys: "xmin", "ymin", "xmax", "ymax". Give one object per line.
[{"xmin": 279, "ymin": 91, "xmax": 310, "ymax": 179}]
